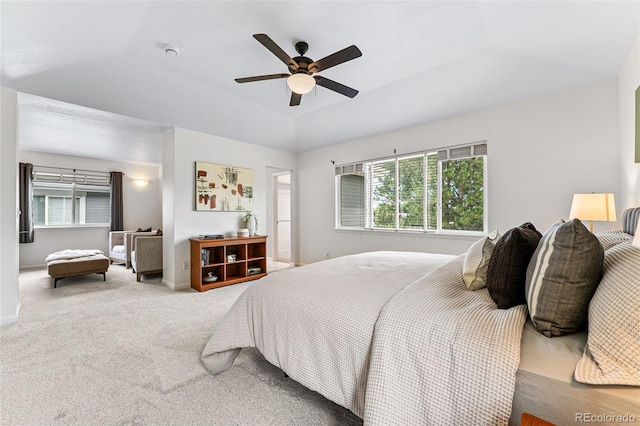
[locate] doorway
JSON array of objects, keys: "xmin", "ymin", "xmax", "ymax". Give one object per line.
[
  {"xmin": 273, "ymin": 171, "xmax": 292, "ymax": 263},
  {"xmin": 266, "ymin": 169, "xmax": 294, "ymax": 271}
]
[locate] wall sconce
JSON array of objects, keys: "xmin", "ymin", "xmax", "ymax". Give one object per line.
[
  {"xmin": 569, "ymin": 193, "xmax": 616, "ymax": 232},
  {"xmin": 133, "ymin": 179, "xmax": 149, "ymax": 187}
]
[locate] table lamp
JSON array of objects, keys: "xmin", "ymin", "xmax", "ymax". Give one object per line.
[{"xmin": 569, "ymin": 193, "xmax": 617, "ymax": 232}]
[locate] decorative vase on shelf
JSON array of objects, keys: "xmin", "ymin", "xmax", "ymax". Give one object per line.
[{"xmin": 242, "ymin": 212, "xmax": 258, "ymax": 236}]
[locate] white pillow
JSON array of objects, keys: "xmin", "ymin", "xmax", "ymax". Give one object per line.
[
  {"xmin": 463, "ymin": 230, "xmax": 500, "ymax": 290},
  {"xmin": 574, "ymin": 241, "xmax": 640, "ymax": 385}
]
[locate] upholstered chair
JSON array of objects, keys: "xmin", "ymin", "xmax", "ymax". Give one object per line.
[
  {"xmin": 124, "ymin": 231, "xmax": 156, "ymax": 268},
  {"xmin": 130, "ymin": 235, "xmax": 163, "ymax": 281},
  {"xmin": 109, "ymin": 230, "xmax": 155, "ymax": 268},
  {"xmin": 109, "ymin": 231, "xmax": 133, "ymax": 267}
]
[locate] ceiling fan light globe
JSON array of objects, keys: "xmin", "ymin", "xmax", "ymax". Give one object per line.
[{"xmin": 287, "ymin": 74, "xmax": 315, "ymax": 95}]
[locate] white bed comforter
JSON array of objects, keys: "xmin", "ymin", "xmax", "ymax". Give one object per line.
[{"xmin": 201, "ymin": 252, "xmax": 527, "ymax": 425}]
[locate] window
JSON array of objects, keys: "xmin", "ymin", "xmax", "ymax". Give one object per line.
[
  {"xmin": 32, "ymin": 169, "xmax": 111, "ymax": 226},
  {"xmin": 336, "ymin": 142, "xmax": 487, "ymax": 234},
  {"xmin": 338, "ymin": 173, "xmax": 365, "ymax": 228}
]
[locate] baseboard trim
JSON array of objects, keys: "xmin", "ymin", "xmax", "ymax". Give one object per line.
[
  {"xmin": 20, "ymin": 264, "xmax": 46, "ymax": 271},
  {"xmin": 1, "ymin": 302, "xmax": 21, "ymax": 326},
  {"xmin": 162, "ymin": 279, "xmax": 190, "ymax": 291}
]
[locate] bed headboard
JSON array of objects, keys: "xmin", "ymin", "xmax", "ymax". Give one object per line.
[{"xmin": 621, "ymin": 207, "xmax": 640, "ymax": 235}]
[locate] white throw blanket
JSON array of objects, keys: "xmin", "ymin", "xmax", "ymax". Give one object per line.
[{"xmin": 45, "ymin": 249, "xmax": 104, "ymax": 263}]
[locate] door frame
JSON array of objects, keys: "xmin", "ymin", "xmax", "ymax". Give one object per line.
[{"xmin": 266, "ymin": 168, "xmax": 296, "ymax": 265}]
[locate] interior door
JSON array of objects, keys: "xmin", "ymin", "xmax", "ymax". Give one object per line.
[{"xmin": 274, "ymin": 172, "xmax": 291, "ymax": 263}]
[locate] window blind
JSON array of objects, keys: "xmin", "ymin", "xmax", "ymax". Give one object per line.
[
  {"xmin": 340, "ymin": 174, "xmax": 365, "ymax": 227},
  {"xmin": 437, "ymin": 142, "xmax": 487, "ymax": 161},
  {"xmin": 33, "ymin": 170, "xmax": 110, "ymax": 186},
  {"xmin": 335, "ymin": 163, "xmax": 364, "ymax": 176}
]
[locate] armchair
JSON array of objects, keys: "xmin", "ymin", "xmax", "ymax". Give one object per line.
[
  {"xmin": 130, "ymin": 234, "xmax": 163, "ymax": 281},
  {"xmin": 109, "ymin": 230, "xmax": 133, "ymax": 267},
  {"xmin": 108, "ymin": 230, "xmax": 156, "ymax": 268}
]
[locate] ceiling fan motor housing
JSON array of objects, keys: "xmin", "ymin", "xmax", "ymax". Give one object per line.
[{"xmin": 292, "ymin": 55, "xmax": 314, "ymax": 74}]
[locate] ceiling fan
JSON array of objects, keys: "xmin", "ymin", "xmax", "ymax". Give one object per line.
[{"xmin": 235, "ymin": 34, "xmax": 362, "ymax": 106}]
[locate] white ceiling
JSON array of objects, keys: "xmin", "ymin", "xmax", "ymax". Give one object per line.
[{"xmin": 2, "ymin": 1, "xmax": 639, "ymax": 163}]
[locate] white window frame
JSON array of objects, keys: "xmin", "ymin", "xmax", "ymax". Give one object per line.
[
  {"xmin": 335, "ymin": 141, "xmax": 488, "ymax": 235},
  {"xmin": 32, "ymin": 168, "xmax": 111, "ymax": 228}
]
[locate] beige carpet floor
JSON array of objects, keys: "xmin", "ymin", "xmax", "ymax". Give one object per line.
[{"xmin": 0, "ymin": 265, "xmax": 362, "ymax": 425}]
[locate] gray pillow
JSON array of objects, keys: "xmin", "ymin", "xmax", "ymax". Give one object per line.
[
  {"xmin": 463, "ymin": 230, "xmax": 500, "ymax": 290},
  {"xmin": 574, "ymin": 241, "xmax": 640, "ymax": 385},
  {"xmin": 526, "ymin": 219, "xmax": 604, "ymax": 337},
  {"xmin": 486, "ymin": 223, "xmax": 542, "ymax": 309},
  {"xmin": 595, "ymin": 230, "xmax": 632, "ymax": 252},
  {"xmin": 621, "ymin": 207, "xmax": 640, "ymax": 235}
]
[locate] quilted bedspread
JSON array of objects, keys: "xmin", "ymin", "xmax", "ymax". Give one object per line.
[{"xmin": 201, "ymin": 252, "xmax": 527, "ymax": 425}]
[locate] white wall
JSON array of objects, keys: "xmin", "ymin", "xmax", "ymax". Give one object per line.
[
  {"xmin": 297, "ymin": 80, "xmax": 621, "ymax": 265},
  {"xmin": 1, "ymin": 87, "xmax": 20, "ymax": 325},
  {"xmin": 162, "ymin": 127, "xmax": 297, "ymax": 289},
  {"xmin": 619, "ymin": 34, "xmax": 640, "ymax": 209},
  {"xmin": 17, "ymin": 151, "xmax": 162, "ymax": 268}
]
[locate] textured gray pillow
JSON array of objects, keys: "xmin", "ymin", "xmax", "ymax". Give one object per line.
[
  {"xmin": 574, "ymin": 241, "xmax": 640, "ymax": 385},
  {"xmin": 463, "ymin": 230, "xmax": 500, "ymax": 290},
  {"xmin": 621, "ymin": 207, "xmax": 640, "ymax": 235},
  {"xmin": 526, "ymin": 219, "xmax": 604, "ymax": 337},
  {"xmin": 595, "ymin": 230, "xmax": 632, "ymax": 252}
]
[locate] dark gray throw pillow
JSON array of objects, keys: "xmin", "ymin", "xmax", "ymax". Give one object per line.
[
  {"xmin": 525, "ymin": 219, "xmax": 604, "ymax": 337},
  {"xmin": 486, "ymin": 222, "xmax": 542, "ymax": 309}
]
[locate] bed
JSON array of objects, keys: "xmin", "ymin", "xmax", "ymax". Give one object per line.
[
  {"xmin": 511, "ymin": 322, "xmax": 640, "ymax": 425},
  {"xmin": 202, "ymin": 209, "xmax": 640, "ymax": 425}
]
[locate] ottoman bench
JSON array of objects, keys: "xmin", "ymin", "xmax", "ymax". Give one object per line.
[{"xmin": 46, "ymin": 249, "xmax": 110, "ymax": 288}]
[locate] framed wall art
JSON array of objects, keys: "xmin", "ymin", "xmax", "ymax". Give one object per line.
[{"xmin": 195, "ymin": 162, "xmax": 254, "ymax": 211}]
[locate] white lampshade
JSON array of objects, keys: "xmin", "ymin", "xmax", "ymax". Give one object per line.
[
  {"xmin": 287, "ymin": 73, "xmax": 316, "ymax": 95},
  {"xmin": 633, "ymin": 221, "xmax": 640, "ymax": 248},
  {"xmin": 569, "ymin": 193, "xmax": 617, "ymax": 232}
]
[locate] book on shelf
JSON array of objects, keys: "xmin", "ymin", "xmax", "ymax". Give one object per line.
[{"xmin": 201, "ymin": 248, "xmax": 211, "ymax": 266}]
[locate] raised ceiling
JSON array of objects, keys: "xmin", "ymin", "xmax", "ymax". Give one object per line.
[{"xmin": 2, "ymin": 1, "xmax": 639, "ymax": 163}]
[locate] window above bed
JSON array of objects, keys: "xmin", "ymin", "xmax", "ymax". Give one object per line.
[{"xmin": 335, "ymin": 141, "xmax": 487, "ymax": 235}]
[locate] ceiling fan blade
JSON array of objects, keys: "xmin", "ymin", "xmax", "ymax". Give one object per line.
[
  {"xmin": 235, "ymin": 73, "xmax": 290, "ymax": 83},
  {"xmin": 309, "ymin": 45, "xmax": 362, "ymax": 73},
  {"xmin": 290, "ymin": 92, "xmax": 302, "ymax": 106},
  {"xmin": 314, "ymin": 76, "xmax": 359, "ymax": 98},
  {"xmin": 253, "ymin": 34, "xmax": 299, "ymax": 71}
]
